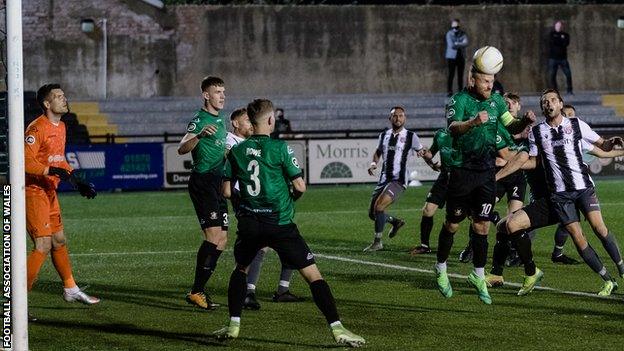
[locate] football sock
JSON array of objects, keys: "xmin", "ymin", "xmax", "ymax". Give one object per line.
[
  {"xmin": 51, "ymin": 245, "xmax": 77, "ymax": 288},
  {"xmin": 474, "ymin": 267, "xmax": 485, "ymax": 279},
  {"xmin": 435, "ymin": 262, "xmax": 447, "ymax": 273},
  {"xmin": 598, "ymin": 232, "xmax": 624, "ymax": 275},
  {"xmin": 511, "ymin": 231, "xmax": 536, "ymax": 276},
  {"xmin": 491, "ymin": 230, "xmax": 510, "ymax": 276},
  {"xmin": 578, "ymin": 245, "xmax": 611, "ymax": 281},
  {"xmin": 374, "ymin": 232, "xmax": 382, "ymax": 243},
  {"xmin": 27, "ymin": 249, "xmax": 47, "ymax": 291},
  {"xmin": 420, "ymin": 215, "xmax": 434, "ymax": 247},
  {"xmin": 374, "ymin": 211, "xmax": 387, "ymax": 235},
  {"xmin": 471, "ymin": 228, "xmax": 488, "ymax": 271},
  {"xmin": 553, "ymin": 224, "xmax": 568, "ymax": 257},
  {"xmin": 228, "ymin": 269, "xmax": 248, "ymax": 318},
  {"xmin": 246, "ymin": 249, "xmax": 266, "ymax": 292},
  {"xmin": 191, "ymin": 241, "xmax": 218, "ymax": 294},
  {"xmin": 277, "ymin": 268, "xmax": 294, "ymax": 294},
  {"xmin": 310, "ymin": 279, "xmax": 340, "ymax": 324},
  {"xmin": 436, "ymin": 226, "xmax": 455, "ymax": 263}
]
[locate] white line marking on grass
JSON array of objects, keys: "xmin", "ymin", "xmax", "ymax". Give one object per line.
[
  {"xmin": 69, "ymin": 249, "xmax": 618, "ymax": 300},
  {"xmin": 315, "ymin": 253, "xmax": 620, "ymax": 301}
]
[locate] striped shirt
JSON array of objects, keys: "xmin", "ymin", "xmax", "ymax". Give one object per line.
[
  {"xmin": 528, "ymin": 117, "xmax": 599, "ymax": 193},
  {"xmin": 226, "ymin": 132, "xmax": 245, "ymax": 191},
  {"xmin": 376, "ymin": 128, "xmax": 423, "ymax": 187}
]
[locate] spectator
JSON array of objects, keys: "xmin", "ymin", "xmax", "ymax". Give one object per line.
[
  {"xmin": 271, "ymin": 108, "xmax": 292, "ymax": 139},
  {"xmin": 548, "ymin": 20, "xmax": 573, "ymax": 94},
  {"xmin": 445, "ymin": 19, "xmax": 469, "ymax": 97}
]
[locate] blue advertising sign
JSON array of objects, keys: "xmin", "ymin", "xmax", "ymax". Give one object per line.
[{"xmin": 58, "ymin": 143, "xmax": 164, "ymax": 192}]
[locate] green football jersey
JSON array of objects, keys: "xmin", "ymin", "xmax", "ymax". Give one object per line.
[
  {"xmin": 446, "ymin": 90, "xmax": 515, "ymax": 170},
  {"xmin": 429, "ymin": 129, "xmax": 461, "ymax": 169},
  {"xmin": 185, "ymin": 109, "xmax": 227, "ymax": 174},
  {"xmin": 225, "ymin": 135, "xmax": 303, "ymax": 225},
  {"xmin": 496, "ymin": 122, "xmax": 516, "ymax": 151}
]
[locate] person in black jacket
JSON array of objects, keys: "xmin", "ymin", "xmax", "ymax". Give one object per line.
[{"xmin": 548, "ymin": 20, "xmax": 573, "ymax": 94}]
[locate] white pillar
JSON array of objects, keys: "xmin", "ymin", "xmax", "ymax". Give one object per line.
[{"xmin": 6, "ymin": 0, "xmax": 29, "ymax": 350}]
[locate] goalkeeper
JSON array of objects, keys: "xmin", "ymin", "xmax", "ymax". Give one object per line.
[{"xmin": 24, "ymin": 84, "xmax": 99, "ymax": 306}]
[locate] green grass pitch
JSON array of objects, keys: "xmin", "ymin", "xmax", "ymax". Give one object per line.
[{"xmin": 24, "ymin": 180, "xmax": 624, "ymax": 350}]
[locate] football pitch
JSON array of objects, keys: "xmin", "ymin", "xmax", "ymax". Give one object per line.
[{"xmin": 26, "ymin": 180, "xmax": 624, "ymax": 350}]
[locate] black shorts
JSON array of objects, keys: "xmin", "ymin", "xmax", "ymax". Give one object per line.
[
  {"xmin": 521, "ymin": 197, "xmax": 559, "ymax": 230},
  {"xmin": 550, "ymin": 187, "xmax": 601, "ymax": 225},
  {"xmin": 496, "ymin": 170, "xmax": 526, "ymax": 203},
  {"xmin": 368, "ymin": 181, "xmax": 405, "ymax": 219},
  {"xmin": 188, "ymin": 171, "xmax": 229, "ymax": 230},
  {"xmin": 234, "ymin": 216, "xmax": 316, "ymax": 270},
  {"xmin": 426, "ymin": 171, "xmax": 449, "ymax": 208},
  {"xmin": 446, "ymin": 168, "xmax": 496, "ymax": 223}
]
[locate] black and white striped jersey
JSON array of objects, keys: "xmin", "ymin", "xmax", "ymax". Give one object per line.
[
  {"xmin": 528, "ymin": 117, "xmax": 599, "ymax": 193},
  {"xmin": 376, "ymin": 128, "xmax": 423, "ymax": 187}
]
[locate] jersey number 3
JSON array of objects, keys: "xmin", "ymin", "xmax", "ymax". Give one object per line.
[{"xmin": 247, "ymin": 160, "xmax": 261, "ymax": 196}]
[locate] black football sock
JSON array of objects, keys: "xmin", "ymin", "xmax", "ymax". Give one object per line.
[
  {"xmin": 246, "ymin": 250, "xmax": 266, "ymax": 293},
  {"xmin": 436, "ymin": 226, "xmax": 455, "ymax": 263},
  {"xmin": 598, "ymin": 232, "xmax": 624, "ymax": 276},
  {"xmin": 511, "ymin": 231, "xmax": 536, "ymax": 276},
  {"xmin": 491, "ymin": 230, "xmax": 510, "ymax": 276},
  {"xmin": 191, "ymin": 241, "xmax": 218, "ymax": 294},
  {"xmin": 310, "ymin": 280, "xmax": 340, "ymax": 324},
  {"xmin": 471, "ymin": 228, "xmax": 488, "ymax": 270},
  {"xmin": 420, "ymin": 215, "xmax": 434, "ymax": 247},
  {"xmin": 228, "ymin": 269, "xmax": 248, "ymax": 318},
  {"xmin": 578, "ymin": 245, "xmax": 612, "ymax": 281},
  {"xmin": 553, "ymin": 224, "xmax": 568, "ymax": 257}
]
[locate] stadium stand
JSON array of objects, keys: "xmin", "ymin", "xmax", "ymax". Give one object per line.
[{"xmin": 96, "ymin": 92, "xmax": 622, "ymax": 142}]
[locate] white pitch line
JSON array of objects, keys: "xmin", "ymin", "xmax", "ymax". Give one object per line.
[
  {"xmin": 315, "ymin": 253, "xmax": 620, "ymax": 301},
  {"xmin": 69, "ymin": 249, "xmax": 617, "ymax": 301}
]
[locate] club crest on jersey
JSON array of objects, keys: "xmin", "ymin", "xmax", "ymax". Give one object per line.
[
  {"xmin": 187, "ymin": 123, "xmax": 197, "ymax": 132},
  {"xmin": 25, "ymin": 135, "xmax": 35, "ymax": 144},
  {"xmin": 446, "ymin": 108, "xmax": 455, "ymax": 119},
  {"xmin": 564, "ymin": 125, "xmax": 573, "ymax": 134},
  {"xmin": 490, "ymin": 101, "xmax": 496, "ymax": 108}
]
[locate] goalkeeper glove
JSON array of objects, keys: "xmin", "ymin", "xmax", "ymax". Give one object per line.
[
  {"xmin": 48, "ymin": 166, "xmax": 71, "ymax": 181},
  {"xmin": 68, "ymin": 173, "xmax": 97, "ymax": 199}
]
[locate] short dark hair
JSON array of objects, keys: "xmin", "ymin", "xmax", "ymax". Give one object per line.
[
  {"xmin": 503, "ymin": 92, "xmax": 521, "ymax": 103},
  {"xmin": 37, "ymin": 83, "xmax": 62, "ymax": 112},
  {"xmin": 390, "ymin": 106, "xmax": 405, "ymax": 113},
  {"xmin": 247, "ymin": 99, "xmax": 274, "ymax": 126},
  {"xmin": 540, "ymin": 88, "xmax": 563, "ymax": 104},
  {"xmin": 230, "ymin": 107, "xmax": 247, "ymax": 121},
  {"xmin": 200, "ymin": 76, "xmax": 224, "ymax": 92},
  {"xmin": 563, "ymin": 104, "xmax": 576, "ymax": 112}
]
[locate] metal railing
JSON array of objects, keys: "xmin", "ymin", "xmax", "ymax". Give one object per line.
[{"xmin": 87, "ymin": 123, "xmax": 624, "ymax": 144}]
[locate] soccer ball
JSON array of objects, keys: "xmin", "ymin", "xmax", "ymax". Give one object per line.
[{"xmin": 472, "ymin": 46, "xmax": 504, "ymax": 75}]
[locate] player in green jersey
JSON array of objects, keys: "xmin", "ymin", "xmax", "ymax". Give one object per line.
[
  {"xmin": 177, "ymin": 76, "xmax": 229, "ymax": 310},
  {"xmin": 434, "ymin": 65, "xmax": 535, "ymax": 305},
  {"xmin": 214, "ymin": 99, "xmax": 365, "ymax": 348},
  {"xmin": 410, "ymin": 128, "xmax": 459, "ymax": 255}
]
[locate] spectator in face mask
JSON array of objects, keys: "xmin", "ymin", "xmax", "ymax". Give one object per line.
[{"xmin": 445, "ymin": 19, "xmax": 469, "ymax": 97}]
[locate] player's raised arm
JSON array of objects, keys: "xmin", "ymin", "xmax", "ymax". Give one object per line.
[{"xmin": 495, "ymin": 150, "xmax": 535, "ymax": 181}]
